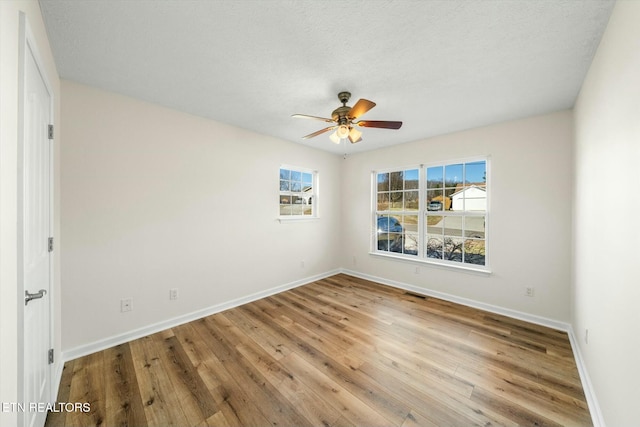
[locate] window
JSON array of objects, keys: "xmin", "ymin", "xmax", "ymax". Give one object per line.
[
  {"xmin": 373, "ymin": 159, "xmax": 488, "ymax": 270},
  {"xmin": 375, "ymin": 168, "xmax": 419, "ymax": 255},
  {"xmin": 279, "ymin": 166, "xmax": 316, "ymax": 218}
]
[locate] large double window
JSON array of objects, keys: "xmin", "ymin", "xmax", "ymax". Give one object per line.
[{"xmin": 374, "ymin": 158, "xmax": 488, "ymax": 270}]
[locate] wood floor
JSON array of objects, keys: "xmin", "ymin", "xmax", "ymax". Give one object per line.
[{"xmin": 46, "ymin": 274, "xmax": 592, "ymax": 427}]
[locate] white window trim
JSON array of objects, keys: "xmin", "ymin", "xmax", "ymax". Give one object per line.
[
  {"xmin": 371, "ymin": 157, "xmax": 490, "ymax": 273},
  {"xmin": 278, "ymin": 165, "xmax": 319, "ymax": 221}
]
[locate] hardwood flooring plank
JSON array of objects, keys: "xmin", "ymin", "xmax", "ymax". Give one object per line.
[
  {"xmin": 129, "ymin": 335, "xmax": 190, "ymax": 426},
  {"xmin": 198, "ymin": 314, "xmax": 312, "ymax": 427},
  {"xmin": 154, "ymin": 334, "xmax": 218, "ymax": 425},
  {"xmin": 457, "ymin": 363, "xmax": 593, "ymax": 426},
  {"xmin": 104, "ymin": 343, "xmax": 147, "ymax": 427},
  {"xmin": 470, "ymin": 385, "xmax": 565, "ymax": 427},
  {"xmin": 65, "ymin": 352, "xmax": 105, "ymax": 427},
  {"xmin": 221, "ymin": 305, "xmax": 293, "ymax": 360},
  {"xmin": 45, "ymin": 359, "xmax": 74, "ymax": 427},
  {"xmin": 283, "ymin": 352, "xmax": 398, "ymax": 427},
  {"xmin": 173, "ymin": 321, "xmax": 259, "ymax": 427},
  {"xmin": 235, "ymin": 341, "xmax": 342, "ymax": 427}
]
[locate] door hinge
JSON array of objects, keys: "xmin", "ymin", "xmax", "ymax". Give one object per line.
[
  {"xmin": 48, "ymin": 124, "xmax": 54, "ymax": 140},
  {"xmin": 48, "ymin": 237, "xmax": 54, "ymax": 253},
  {"xmin": 48, "ymin": 349, "xmax": 54, "ymax": 364}
]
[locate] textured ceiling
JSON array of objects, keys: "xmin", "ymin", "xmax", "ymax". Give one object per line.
[{"xmin": 39, "ymin": 0, "xmax": 615, "ymax": 155}]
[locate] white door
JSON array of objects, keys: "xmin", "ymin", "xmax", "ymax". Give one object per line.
[{"xmin": 21, "ymin": 23, "xmax": 53, "ymax": 427}]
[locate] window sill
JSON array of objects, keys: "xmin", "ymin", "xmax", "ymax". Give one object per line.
[
  {"xmin": 369, "ymin": 251, "xmax": 491, "ymax": 276},
  {"xmin": 277, "ymin": 216, "xmax": 319, "ymax": 223}
]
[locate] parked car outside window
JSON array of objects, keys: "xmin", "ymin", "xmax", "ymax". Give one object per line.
[{"xmin": 377, "ymin": 216, "xmax": 404, "ymax": 253}]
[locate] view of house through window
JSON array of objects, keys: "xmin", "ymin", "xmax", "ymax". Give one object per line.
[
  {"xmin": 374, "ymin": 159, "xmax": 488, "ymax": 268},
  {"xmin": 279, "ymin": 166, "xmax": 315, "ymax": 217}
]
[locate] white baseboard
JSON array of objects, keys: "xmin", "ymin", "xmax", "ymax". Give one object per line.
[
  {"xmin": 566, "ymin": 325, "xmax": 606, "ymax": 427},
  {"xmin": 339, "ymin": 268, "xmax": 604, "ymax": 427},
  {"xmin": 61, "ymin": 269, "xmax": 340, "ymax": 362},
  {"xmin": 340, "ymin": 269, "xmax": 570, "ymax": 331}
]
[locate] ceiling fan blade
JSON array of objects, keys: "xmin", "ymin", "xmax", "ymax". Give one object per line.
[
  {"xmin": 292, "ymin": 114, "xmax": 334, "ymax": 123},
  {"xmin": 356, "ymin": 120, "xmax": 403, "ymax": 129},
  {"xmin": 302, "ymin": 126, "xmax": 336, "ymax": 139},
  {"xmin": 348, "ymin": 99, "xmax": 376, "ymax": 120}
]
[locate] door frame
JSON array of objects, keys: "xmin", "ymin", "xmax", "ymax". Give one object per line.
[{"xmin": 17, "ymin": 11, "xmax": 56, "ymax": 425}]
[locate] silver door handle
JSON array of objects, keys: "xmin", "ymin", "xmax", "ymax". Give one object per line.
[{"xmin": 25, "ymin": 289, "xmax": 47, "ymax": 306}]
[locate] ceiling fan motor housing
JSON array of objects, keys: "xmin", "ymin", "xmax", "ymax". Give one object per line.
[
  {"xmin": 333, "ymin": 91, "xmax": 353, "ymax": 124},
  {"xmin": 332, "ymin": 106, "xmax": 351, "ymax": 124}
]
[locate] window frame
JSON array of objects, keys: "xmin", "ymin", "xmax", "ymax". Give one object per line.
[
  {"xmin": 371, "ymin": 157, "xmax": 490, "ymax": 272},
  {"xmin": 279, "ymin": 165, "xmax": 318, "ymax": 220}
]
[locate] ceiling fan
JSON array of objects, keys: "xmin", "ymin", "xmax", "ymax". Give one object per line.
[{"xmin": 292, "ymin": 91, "xmax": 402, "ymax": 144}]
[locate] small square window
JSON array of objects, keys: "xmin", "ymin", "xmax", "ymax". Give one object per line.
[{"xmin": 279, "ymin": 166, "xmax": 317, "ymax": 218}]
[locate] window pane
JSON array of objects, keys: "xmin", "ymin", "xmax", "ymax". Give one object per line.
[
  {"xmin": 377, "ymin": 192, "xmax": 390, "ymax": 211},
  {"xmin": 427, "ymin": 189, "xmax": 444, "ymax": 211},
  {"xmin": 401, "ymin": 215, "xmax": 418, "ymax": 255},
  {"xmin": 390, "ymin": 171, "xmax": 404, "ymax": 191},
  {"xmin": 464, "ymin": 216, "xmax": 485, "ymax": 238},
  {"xmin": 463, "ymin": 186, "xmax": 487, "ymax": 211},
  {"xmin": 465, "ymin": 161, "xmax": 486, "ymax": 184},
  {"xmin": 405, "ymin": 191, "xmax": 419, "ymax": 211},
  {"xmin": 377, "ymin": 173, "xmax": 390, "ymax": 192},
  {"xmin": 426, "ymin": 215, "xmax": 443, "ymax": 232},
  {"xmin": 280, "ymin": 195, "xmax": 291, "ymax": 204},
  {"xmin": 445, "ymin": 164, "xmax": 463, "ymax": 187},
  {"xmin": 280, "ymin": 194, "xmax": 292, "ymax": 216},
  {"xmin": 280, "ymin": 180, "xmax": 290, "ymax": 191},
  {"xmin": 377, "ymin": 215, "xmax": 404, "ymax": 253},
  {"xmin": 291, "ymin": 170, "xmax": 301, "ymax": 181},
  {"xmin": 443, "ymin": 236, "xmax": 463, "ymax": 262},
  {"xmin": 427, "ymin": 166, "xmax": 443, "ymax": 188},
  {"xmin": 280, "ymin": 169, "xmax": 290, "ymax": 180},
  {"xmin": 389, "ymin": 191, "xmax": 403, "ymax": 210},
  {"xmin": 426, "ymin": 235, "xmax": 443, "ymax": 259},
  {"xmin": 405, "ymin": 169, "xmax": 419, "ymax": 189},
  {"xmin": 377, "ymin": 215, "xmax": 390, "ymax": 232},
  {"xmin": 464, "ymin": 239, "xmax": 485, "ymax": 265},
  {"xmin": 444, "ymin": 216, "xmax": 463, "ymax": 237},
  {"xmin": 302, "ymin": 172, "xmax": 313, "ymax": 186},
  {"xmin": 291, "ymin": 181, "xmax": 302, "ymax": 192}
]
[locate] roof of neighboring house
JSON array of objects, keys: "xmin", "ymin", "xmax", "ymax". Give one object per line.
[{"xmin": 451, "ymin": 184, "xmax": 487, "ymax": 197}]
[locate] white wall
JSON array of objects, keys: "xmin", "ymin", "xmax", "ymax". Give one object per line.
[
  {"xmin": 341, "ymin": 111, "xmax": 574, "ymax": 322},
  {"xmin": 573, "ymin": 1, "xmax": 640, "ymax": 426},
  {"xmin": 0, "ymin": 1, "xmax": 61, "ymax": 426},
  {"xmin": 60, "ymin": 81, "xmax": 342, "ymax": 352}
]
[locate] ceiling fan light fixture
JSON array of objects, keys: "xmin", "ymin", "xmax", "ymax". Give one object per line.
[
  {"xmin": 329, "ymin": 131, "xmax": 341, "ymax": 144},
  {"xmin": 336, "ymin": 124, "xmax": 349, "ymax": 139},
  {"xmin": 348, "ymin": 127, "xmax": 362, "ymax": 143}
]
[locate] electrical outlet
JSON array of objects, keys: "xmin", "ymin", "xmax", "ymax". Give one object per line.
[
  {"xmin": 414, "ymin": 266, "xmax": 420, "ymax": 275},
  {"xmin": 525, "ymin": 287, "xmax": 535, "ymax": 297},
  {"xmin": 170, "ymin": 288, "xmax": 178, "ymax": 301},
  {"xmin": 300, "ymin": 260, "xmax": 305, "ymax": 268},
  {"xmin": 120, "ymin": 298, "xmax": 132, "ymax": 312},
  {"xmin": 585, "ymin": 328, "xmax": 589, "ymax": 344}
]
